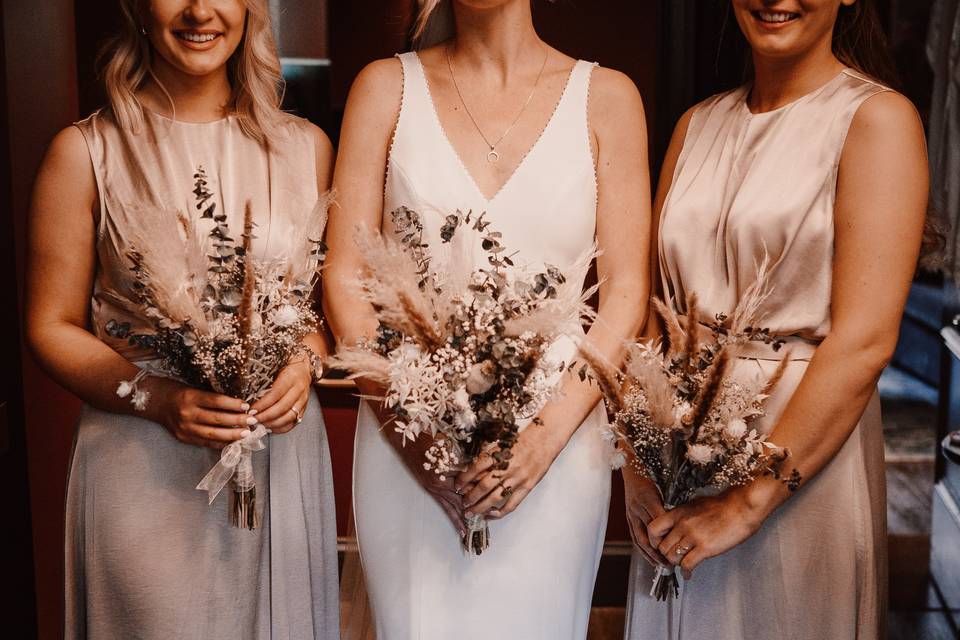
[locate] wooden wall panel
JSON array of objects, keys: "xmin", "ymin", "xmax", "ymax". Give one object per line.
[{"xmin": 2, "ymin": 1, "xmax": 80, "ymax": 638}]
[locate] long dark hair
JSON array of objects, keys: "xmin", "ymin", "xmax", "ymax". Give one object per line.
[
  {"xmin": 832, "ymin": 0, "xmax": 899, "ymax": 87},
  {"xmin": 724, "ymin": 0, "xmax": 900, "ymax": 89}
]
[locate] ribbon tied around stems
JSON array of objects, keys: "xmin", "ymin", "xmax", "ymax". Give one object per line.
[{"xmin": 196, "ymin": 423, "xmax": 269, "ymax": 504}]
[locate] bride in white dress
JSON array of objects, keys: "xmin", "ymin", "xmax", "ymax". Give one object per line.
[{"xmin": 323, "ymin": 1, "xmax": 651, "ymax": 638}]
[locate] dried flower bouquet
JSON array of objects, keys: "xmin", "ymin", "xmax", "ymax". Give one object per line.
[
  {"xmin": 580, "ymin": 265, "xmax": 801, "ymax": 599},
  {"xmin": 108, "ymin": 167, "xmax": 329, "ymax": 529},
  {"xmin": 328, "ymin": 207, "xmax": 595, "ymax": 554}
]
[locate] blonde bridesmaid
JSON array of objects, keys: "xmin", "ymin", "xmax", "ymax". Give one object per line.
[{"xmin": 26, "ymin": 1, "xmax": 338, "ymax": 637}]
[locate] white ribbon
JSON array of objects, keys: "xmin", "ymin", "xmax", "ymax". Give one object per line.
[{"xmin": 196, "ymin": 424, "xmax": 268, "ymax": 504}]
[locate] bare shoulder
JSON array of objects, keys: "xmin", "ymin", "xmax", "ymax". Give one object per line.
[
  {"xmin": 846, "ymin": 90, "xmax": 924, "ymax": 149},
  {"xmin": 350, "ymin": 57, "xmax": 403, "ymax": 104},
  {"xmin": 589, "ymin": 67, "xmax": 645, "ymax": 117},
  {"xmin": 303, "ymin": 121, "xmax": 334, "ymax": 160},
  {"xmin": 45, "ymin": 125, "xmax": 92, "ymax": 170}
]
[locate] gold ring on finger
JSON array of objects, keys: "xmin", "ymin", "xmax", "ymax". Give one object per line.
[
  {"xmin": 290, "ymin": 405, "xmax": 303, "ymax": 424},
  {"xmin": 675, "ymin": 544, "xmax": 691, "ymax": 557},
  {"xmin": 500, "ymin": 483, "xmax": 514, "ymax": 499}
]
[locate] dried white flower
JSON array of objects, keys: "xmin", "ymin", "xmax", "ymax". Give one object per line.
[
  {"xmin": 610, "ymin": 448, "xmax": 627, "ymax": 470},
  {"xmin": 686, "ymin": 443, "xmax": 715, "ymax": 465},
  {"xmin": 723, "ymin": 418, "xmax": 748, "ymax": 444},
  {"xmin": 465, "ymin": 360, "xmax": 496, "ymax": 395},
  {"xmin": 273, "ymin": 304, "xmax": 300, "ymax": 328},
  {"xmin": 131, "ymin": 389, "xmax": 150, "ymax": 411},
  {"xmin": 116, "ymin": 381, "xmax": 134, "ymax": 398}
]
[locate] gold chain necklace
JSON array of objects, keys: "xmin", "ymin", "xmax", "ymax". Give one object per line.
[{"xmin": 445, "ymin": 43, "xmax": 550, "ymax": 164}]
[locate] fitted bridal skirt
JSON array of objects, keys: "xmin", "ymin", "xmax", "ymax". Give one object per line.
[
  {"xmin": 624, "ymin": 356, "xmax": 887, "ymax": 640},
  {"xmin": 353, "ymin": 397, "xmax": 611, "ymax": 640},
  {"xmin": 64, "ymin": 389, "xmax": 339, "ymax": 639}
]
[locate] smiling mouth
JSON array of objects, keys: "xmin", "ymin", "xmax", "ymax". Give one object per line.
[
  {"xmin": 173, "ymin": 31, "xmax": 222, "ymax": 44},
  {"xmin": 752, "ymin": 10, "xmax": 801, "ymax": 24}
]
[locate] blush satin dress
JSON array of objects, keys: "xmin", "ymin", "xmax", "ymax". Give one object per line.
[{"xmin": 625, "ymin": 69, "xmax": 891, "ymax": 640}]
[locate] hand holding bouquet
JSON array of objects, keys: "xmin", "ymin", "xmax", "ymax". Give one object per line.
[
  {"xmin": 109, "ymin": 167, "xmax": 329, "ymax": 529},
  {"xmin": 328, "ymin": 207, "xmax": 594, "ymax": 554},
  {"xmin": 580, "ymin": 266, "xmax": 800, "ymax": 599}
]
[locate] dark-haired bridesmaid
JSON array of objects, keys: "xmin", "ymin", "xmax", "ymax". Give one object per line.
[{"xmin": 625, "ymin": 1, "xmax": 928, "ymax": 637}]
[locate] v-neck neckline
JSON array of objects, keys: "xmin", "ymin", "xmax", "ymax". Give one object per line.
[{"xmin": 414, "ymin": 52, "xmax": 579, "ymax": 205}]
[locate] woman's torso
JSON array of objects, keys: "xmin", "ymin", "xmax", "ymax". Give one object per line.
[
  {"xmin": 658, "ymin": 68, "xmax": 891, "ymax": 337},
  {"xmin": 74, "ymin": 109, "xmax": 322, "ymax": 360},
  {"xmin": 383, "ymin": 51, "xmax": 598, "ymax": 281}
]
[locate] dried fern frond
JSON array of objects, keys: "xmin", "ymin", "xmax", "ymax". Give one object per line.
[
  {"xmin": 287, "ymin": 191, "xmax": 333, "ymax": 283},
  {"xmin": 624, "ymin": 343, "xmax": 675, "ymax": 428},
  {"xmin": 688, "ymin": 349, "xmax": 729, "ymax": 440},
  {"xmin": 653, "ymin": 298, "xmax": 685, "ymax": 358},
  {"xmin": 577, "ymin": 338, "xmax": 625, "ymax": 412},
  {"xmin": 682, "ymin": 293, "xmax": 701, "ymax": 372},
  {"xmin": 126, "ymin": 206, "xmax": 209, "ymax": 332},
  {"xmin": 353, "ymin": 225, "xmax": 445, "ymax": 349},
  {"xmin": 761, "ymin": 348, "xmax": 792, "ymax": 396},
  {"xmin": 730, "ymin": 253, "xmax": 774, "ymax": 334},
  {"xmin": 324, "ymin": 347, "xmax": 392, "ymax": 385}
]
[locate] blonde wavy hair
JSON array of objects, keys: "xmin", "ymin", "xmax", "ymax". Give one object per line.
[
  {"xmin": 413, "ymin": 0, "xmax": 455, "ymax": 47},
  {"xmin": 101, "ymin": 0, "xmax": 285, "ymax": 145}
]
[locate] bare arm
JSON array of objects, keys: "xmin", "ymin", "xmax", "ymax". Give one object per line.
[
  {"xmin": 650, "ymin": 92, "xmax": 929, "ymax": 574},
  {"xmin": 26, "ymin": 127, "xmax": 248, "ymax": 448},
  {"xmin": 322, "ymin": 59, "xmax": 467, "ymax": 534},
  {"xmin": 460, "ymin": 68, "xmax": 652, "ymax": 518}
]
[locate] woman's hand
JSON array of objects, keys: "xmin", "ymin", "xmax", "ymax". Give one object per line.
[
  {"xmin": 647, "ymin": 486, "xmax": 766, "ymax": 578},
  {"xmin": 153, "ymin": 379, "xmax": 250, "ymax": 450},
  {"xmin": 397, "ymin": 433, "xmax": 467, "ymax": 537},
  {"xmin": 622, "ymin": 468, "xmax": 670, "ymax": 567},
  {"xmin": 456, "ymin": 421, "xmax": 564, "ymax": 520},
  {"xmin": 250, "ymin": 357, "xmax": 313, "ymax": 434}
]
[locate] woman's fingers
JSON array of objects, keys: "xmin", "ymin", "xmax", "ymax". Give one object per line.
[
  {"xmin": 436, "ymin": 496, "xmax": 466, "ymax": 537},
  {"xmin": 193, "ymin": 390, "xmax": 249, "ymax": 413},
  {"xmin": 250, "ymin": 374, "xmax": 294, "ymax": 414},
  {"xmin": 468, "ymin": 483, "xmax": 509, "ymax": 517},
  {"xmin": 261, "ymin": 388, "xmax": 309, "ymax": 433},
  {"xmin": 680, "ymin": 546, "xmax": 706, "ymax": 578},
  {"xmin": 657, "ymin": 526, "xmax": 689, "ymax": 565},
  {"xmin": 185, "ymin": 423, "xmax": 247, "ymax": 444},
  {"xmin": 255, "ymin": 384, "xmax": 303, "ymax": 427},
  {"xmin": 455, "ymin": 453, "xmax": 496, "ymax": 492},
  {"xmin": 462, "ymin": 470, "xmax": 504, "ymax": 509},
  {"xmin": 485, "ymin": 483, "xmax": 529, "ymax": 518},
  {"xmin": 193, "ymin": 408, "xmax": 248, "ymax": 428},
  {"xmin": 647, "ymin": 511, "xmax": 677, "ymax": 548}
]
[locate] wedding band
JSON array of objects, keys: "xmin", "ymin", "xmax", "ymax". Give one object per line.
[
  {"xmin": 675, "ymin": 544, "xmax": 691, "ymax": 557},
  {"xmin": 290, "ymin": 405, "xmax": 303, "ymax": 424}
]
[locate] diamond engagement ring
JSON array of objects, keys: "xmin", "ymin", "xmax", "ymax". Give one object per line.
[{"xmin": 675, "ymin": 544, "xmax": 691, "ymax": 557}]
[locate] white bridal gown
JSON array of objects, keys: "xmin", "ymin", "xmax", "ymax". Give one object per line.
[
  {"xmin": 625, "ymin": 69, "xmax": 890, "ymax": 639},
  {"xmin": 352, "ymin": 52, "xmax": 611, "ymax": 639}
]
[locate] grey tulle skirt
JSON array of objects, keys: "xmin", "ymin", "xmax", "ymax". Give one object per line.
[{"xmin": 64, "ymin": 389, "xmax": 339, "ymax": 639}]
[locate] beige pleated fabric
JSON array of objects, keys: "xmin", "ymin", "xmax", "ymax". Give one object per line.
[
  {"xmin": 65, "ymin": 109, "xmax": 339, "ymax": 639},
  {"xmin": 625, "ymin": 69, "xmax": 891, "ymax": 639}
]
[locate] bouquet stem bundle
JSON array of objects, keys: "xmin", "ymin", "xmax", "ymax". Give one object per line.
[{"xmin": 329, "ymin": 207, "xmax": 595, "ymax": 554}]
